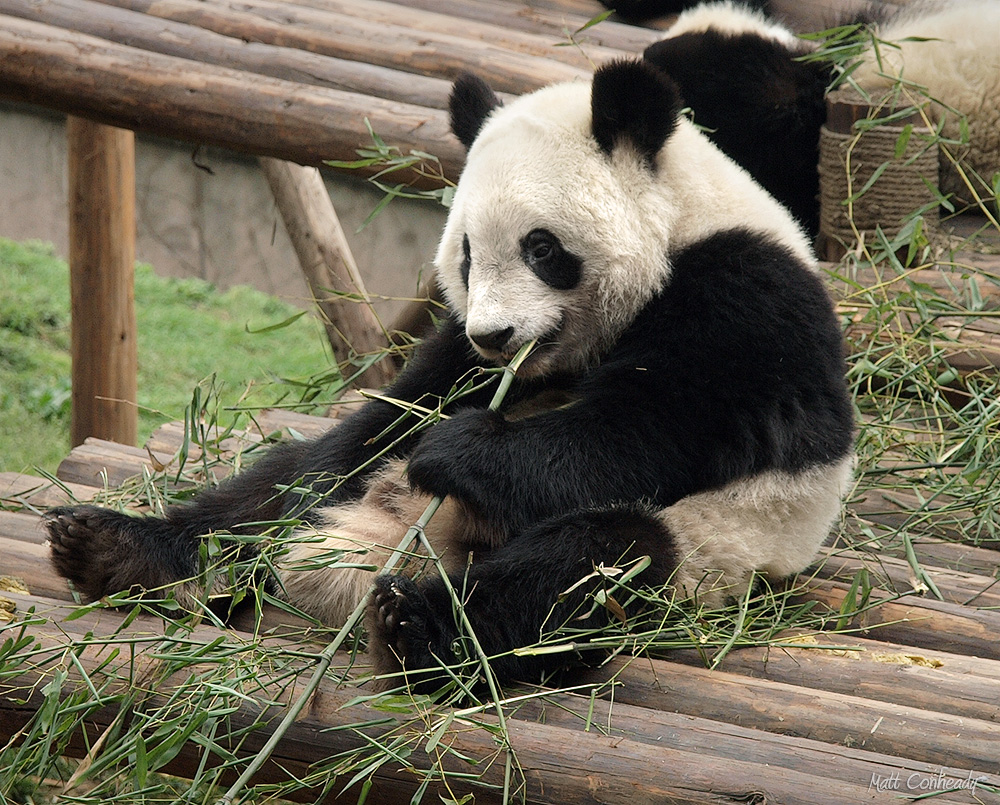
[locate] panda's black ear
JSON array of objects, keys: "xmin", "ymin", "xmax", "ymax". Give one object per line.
[
  {"xmin": 450, "ymin": 73, "xmax": 502, "ymax": 151},
  {"xmin": 591, "ymin": 59, "xmax": 682, "ymax": 168}
]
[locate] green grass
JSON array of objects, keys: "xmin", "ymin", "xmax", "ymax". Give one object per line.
[{"xmin": 0, "ymin": 238, "xmax": 334, "ymax": 475}]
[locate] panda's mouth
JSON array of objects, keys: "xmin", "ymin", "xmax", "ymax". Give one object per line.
[{"xmin": 498, "ymin": 322, "xmax": 564, "ymax": 375}]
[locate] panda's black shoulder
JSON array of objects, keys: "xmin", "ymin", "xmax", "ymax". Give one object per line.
[
  {"xmin": 665, "ymin": 228, "xmax": 827, "ymax": 303},
  {"xmin": 602, "ymin": 228, "xmax": 853, "ymax": 473},
  {"xmin": 655, "ymin": 228, "xmax": 840, "ymax": 350},
  {"xmin": 610, "ymin": 227, "xmax": 845, "ymax": 389}
]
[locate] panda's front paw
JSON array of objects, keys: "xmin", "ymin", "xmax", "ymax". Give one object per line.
[
  {"xmin": 367, "ymin": 575, "xmax": 456, "ymax": 691},
  {"xmin": 407, "ymin": 408, "xmax": 505, "ymax": 502}
]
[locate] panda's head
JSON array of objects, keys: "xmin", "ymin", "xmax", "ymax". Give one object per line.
[{"xmin": 434, "ymin": 60, "xmax": 683, "ymax": 378}]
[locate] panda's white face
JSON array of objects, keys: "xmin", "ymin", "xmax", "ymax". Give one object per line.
[{"xmin": 435, "ymin": 82, "xmax": 675, "ymax": 378}]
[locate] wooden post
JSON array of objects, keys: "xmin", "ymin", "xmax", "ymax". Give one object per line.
[
  {"xmin": 67, "ymin": 117, "xmax": 138, "ymax": 447},
  {"xmin": 259, "ymin": 157, "xmax": 395, "ymax": 389}
]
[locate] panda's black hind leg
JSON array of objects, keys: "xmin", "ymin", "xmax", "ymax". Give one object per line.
[
  {"xmin": 45, "ymin": 440, "xmax": 314, "ymax": 603},
  {"xmin": 367, "ymin": 506, "xmax": 677, "ymax": 690},
  {"xmin": 46, "ymin": 505, "xmax": 198, "ymax": 602}
]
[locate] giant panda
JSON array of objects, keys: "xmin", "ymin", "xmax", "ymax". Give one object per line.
[
  {"xmin": 639, "ymin": 0, "xmax": 1000, "ymax": 235},
  {"xmin": 46, "ymin": 59, "xmax": 855, "ymax": 690}
]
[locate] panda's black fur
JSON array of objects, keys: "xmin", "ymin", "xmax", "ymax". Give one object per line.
[
  {"xmin": 47, "ymin": 59, "xmax": 854, "ymax": 690},
  {"xmin": 642, "ymin": 17, "xmax": 829, "ymax": 234},
  {"xmin": 635, "ymin": 1, "xmax": 999, "ymax": 236}
]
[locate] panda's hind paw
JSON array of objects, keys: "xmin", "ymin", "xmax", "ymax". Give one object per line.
[
  {"xmin": 368, "ymin": 575, "xmax": 452, "ymax": 687},
  {"xmin": 44, "ymin": 505, "xmax": 144, "ymax": 601}
]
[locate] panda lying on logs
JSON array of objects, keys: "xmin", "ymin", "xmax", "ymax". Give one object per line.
[{"xmin": 47, "ymin": 60, "xmax": 855, "ymax": 689}]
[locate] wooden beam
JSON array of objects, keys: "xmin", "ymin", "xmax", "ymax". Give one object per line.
[
  {"xmin": 0, "ymin": 14, "xmax": 461, "ymax": 185},
  {"xmin": 0, "ymin": 0, "xmax": 456, "ymax": 110},
  {"xmin": 98, "ymin": 0, "xmax": 595, "ymax": 92},
  {"xmin": 67, "ymin": 117, "xmax": 138, "ymax": 447},
  {"xmin": 387, "ymin": 0, "xmax": 662, "ymax": 52},
  {"xmin": 259, "ymin": 157, "xmax": 396, "ymax": 388},
  {"xmin": 3, "ymin": 592, "xmax": 993, "ymax": 805}
]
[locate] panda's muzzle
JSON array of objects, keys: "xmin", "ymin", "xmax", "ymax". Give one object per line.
[
  {"xmin": 468, "ymin": 326, "xmax": 514, "ymax": 353},
  {"xmin": 468, "ymin": 318, "xmax": 565, "ymax": 375}
]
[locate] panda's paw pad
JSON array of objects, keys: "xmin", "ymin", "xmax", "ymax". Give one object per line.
[
  {"xmin": 44, "ymin": 505, "xmax": 133, "ymax": 600},
  {"xmin": 371, "ymin": 575, "xmax": 434, "ymax": 667}
]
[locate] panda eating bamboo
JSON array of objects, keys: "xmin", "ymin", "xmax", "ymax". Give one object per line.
[{"xmin": 47, "ymin": 59, "xmax": 855, "ymax": 689}]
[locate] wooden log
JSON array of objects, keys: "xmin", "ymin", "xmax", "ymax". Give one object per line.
[
  {"xmin": 67, "ymin": 117, "xmax": 138, "ymax": 448},
  {"xmin": 55, "ymin": 437, "xmax": 165, "ymax": 488},
  {"xmin": 847, "ymin": 485, "xmax": 991, "ymax": 547},
  {"xmin": 578, "ymin": 656, "xmax": 1000, "ymax": 770},
  {"xmin": 259, "ymin": 157, "xmax": 395, "ymax": 389},
  {"xmin": 1, "ymin": 593, "xmax": 992, "ymax": 805},
  {"xmin": 826, "ymin": 256, "xmax": 1000, "ymax": 378},
  {"xmin": 0, "ymin": 0, "xmax": 456, "ymax": 109},
  {"xmin": 388, "ymin": 0, "xmax": 663, "ymax": 53},
  {"xmin": 0, "ymin": 14, "xmax": 461, "ymax": 184},
  {"xmin": 795, "ymin": 578, "xmax": 1000, "ymax": 660},
  {"xmin": 0, "ymin": 510, "xmax": 50, "ymax": 545},
  {"xmin": 661, "ymin": 632, "xmax": 1000, "ymax": 722},
  {"xmin": 0, "ymin": 472, "xmax": 97, "ymax": 510},
  {"xmin": 142, "ymin": 410, "xmax": 336, "ymax": 459},
  {"xmin": 50, "ymin": 410, "xmax": 340, "ymax": 493},
  {"xmin": 832, "ymin": 532, "xmax": 1000, "ymax": 579},
  {"xmin": 98, "ymin": 0, "xmax": 590, "ymax": 94},
  {"xmin": 0, "ymin": 540, "xmax": 75, "ymax": 601},
  {"xmin": 825, "ymin": 255, "xmax": 1000, "ymax": 312},
  {"xmin": 254, "ymin": 0, "xmax": 630, "ymax": 67},
  {"xmin": 814, "ymin": 547, "xmax": 1000, "ymax": 608}
]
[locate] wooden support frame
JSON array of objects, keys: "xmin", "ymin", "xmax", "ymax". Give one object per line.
[
  {"xmin": 67, "ymin": 116, "xmax": 138, "ymax": 448},
  {"xmin": 259, "ymin": 157, "xmax": 395, "ymax": 389}
]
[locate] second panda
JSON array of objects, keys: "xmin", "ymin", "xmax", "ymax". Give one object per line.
[{"xmin": 47, "ymin": 60, "xmax": 855, "ymax": 688}]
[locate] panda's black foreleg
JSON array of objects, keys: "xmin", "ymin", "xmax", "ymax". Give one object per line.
[
  {"xmin": 45, "ymin": 316, "xmax": 511, "ymax": 606},
  {"xmin": 367, "ymin": 506, "xmax": 675, "ymax": 691}
]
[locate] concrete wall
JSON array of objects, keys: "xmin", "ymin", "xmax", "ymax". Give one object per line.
[{"xmin": 0, "ymin": 102, "xmax": 447, "ymax": 322}]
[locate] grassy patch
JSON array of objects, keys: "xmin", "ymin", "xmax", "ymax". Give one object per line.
[{"xmin": 0, "ymin": 238, "xmax": 334, "ymax": 475}]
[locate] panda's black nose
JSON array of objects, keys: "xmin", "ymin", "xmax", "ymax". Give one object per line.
[{"xmin": 469, "ymin": 326, "xmax": 514, "ymax": 352}]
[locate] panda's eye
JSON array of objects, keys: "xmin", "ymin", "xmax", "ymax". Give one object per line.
[
  {"xmin": 460, "ymin": 234, "xmax": 471, "ymax": 287},
  {"xmin": 520, "ymin": 229, "xmax": 582, "ymax": 291},
  {"xmin": 529, "ymin": 240, "xmax": 553, "ymax": 262},
  {"xmin": 523, "ymin": 230, "xmax": 557, "ymax": 265}
]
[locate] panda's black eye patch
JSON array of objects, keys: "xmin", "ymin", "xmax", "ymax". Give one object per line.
[
  {"xmin": 460, "ymin": 234, "xmax": 471, "ymax": 287},
  {"xmin": 520, "ymin": 229, "xmax": 581, "ymax": 290}
]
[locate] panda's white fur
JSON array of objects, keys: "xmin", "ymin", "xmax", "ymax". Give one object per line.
[
  {"xmin": 662, "ymin": 459, "xmax": 854, "ymax": 601},
  {"xmin": 851, "ymin": 0, "xmax": 1000, "ymax": 198},
  {"xmin": 663, "ymin": 0, "xmax": 804, "ymax": 47},
  {"xmin": 435, "ymin": 80, "xmax": 814, "ymax": 379}
]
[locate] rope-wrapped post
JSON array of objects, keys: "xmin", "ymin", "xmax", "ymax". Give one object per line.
[{"xmin": 818, "ymin": 87, "xmax": 940, "ymax": 261}]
